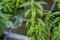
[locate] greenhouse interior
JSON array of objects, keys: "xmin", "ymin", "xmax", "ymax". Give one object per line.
[{"xmin": 0, "ymin": 0, "xmax": 60, "ymax": 40}]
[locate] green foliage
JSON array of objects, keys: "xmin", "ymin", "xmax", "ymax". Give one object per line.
[
  {"xmin": 0, "ymin": 11, "xmax": 11, "ymax": 36},
  {"xmin": 54, "ymin": 0, "xmax": 60, "ymax": 9},
  {"xmin": 50, "ymin": 11, "xmax": 60, "ymax": 40},
  {"xmin": 21, "ymin": 0, "xmax": 48, "ymax": 40},
  {"xmin": 21, "ymin": 0, "xmax": 60, "ymax": 40},
  {"xmin": 0, "ymin": 0, "xmax": 60, "ymax": 40},
  {"xmin": 0, "ymin": 11, "xmax": 11, "ymax": 26},
  {"xmin": 0, "ymin": 0, "xmax": 23, "ymax": 37},
  {"xmin": 51, "ymin": 22, "xmax": 60, "ymax": 40},
  {"xmin": 0, "ymin": 11, "xmax": 21, "ymax": 37},
  {"xmin": 0, "ymin": 0, "xmax": 13, "ymax": 13},
  {"xmin": 44, "ymin": 9, "xmax": 60, "ymax": 40},
  {"xmin": 0, "ymin": 0, "xmax": 25, "ymax": 15},
  {"xmin": 0, "ymin": 24, "xmax": 5, "ymax": 37}
]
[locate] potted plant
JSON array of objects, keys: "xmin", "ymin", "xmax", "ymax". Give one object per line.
[{"xmin": 0, "ymin": 0, "xmax": 60, "ymax": 40}]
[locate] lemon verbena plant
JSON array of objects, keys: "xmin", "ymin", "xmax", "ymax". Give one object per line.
[{"xmin": 20, "ymin": 0, "xmax": 49, "ymax": 40}]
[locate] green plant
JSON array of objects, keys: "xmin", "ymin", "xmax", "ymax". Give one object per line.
[
  {"xmin": 21, "ymin": 0, "xmax": 60, "ymax": 40},
  {"xmin": 20, "ymin": 0, "xmax": 48, "ymax": 40},
  {"xmin": 49, "ymin": 0, "xmax": 60, "ymax": 40},
  {"xmin": 0, "ymin": 0, "xmax": 25, "ymax": 15},
  {"xmin": 44, "ymin": 8, "xmax": 60, "ymax": 40},
  {"xmin": 0, "ymin": 0, "xmax": 60, "ymax": 40},
  {"xmin": 50, "ymin": 11, "xmax": 60, "ymax": 40},
  {"xmin": 0, "ymin": 0, "xmax": 13, "ymax": 13},
  {"xmin": 0, "ymin": 0, "xmax": 23, "ymax": 37},
  {"xmin": 0, "ymin": 11, "xmax": 11, "ymax": 36},
  {"xmin": 0, "ymin": 11, "xmax": 20, "ymax": 37},
  {"xmin": 0, "ymin": 11, "xmax": 11, "ymax": 27}
]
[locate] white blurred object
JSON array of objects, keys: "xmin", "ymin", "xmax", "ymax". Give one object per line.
[{"xmin": 4, "ymin": 31, "xmax": 31, "ymax": 40}]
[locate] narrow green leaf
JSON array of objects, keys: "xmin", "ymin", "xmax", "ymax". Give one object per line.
[
  {"xmin": 35, "ymin": 2, "xmax": 47, "ymax": 4},
  {"xmin": 37, "ymin": 18, "xmax": 45, "ymax": 27},
  {"xmin": 25, "ymin": 9, "xmax": 31, "ymax": 18},
  {"xmin": 36, "ymin": 8, "xmax": 44, "ymax": 17},
  {"xmin": 51, "ymin": 11, "xmax": 60, "ymax": 16},
  {"xmin": 35, "ymin": 2, "xmax": 43, "ymax": 10},
  {"xmin": 20, "ymin": 2, "xmax": 31, "ymax": 7},
  {"xmin": 31, "ymin": 6, "xmax": 36, "ymax": 18},
  {"xmin": 0, "ymin": 12, "xmax": 9, "ymax": 20},
  {"xmin": 16, "ymin": 0, "xmax": 19, "ymax": 8},
  {"xmin": 54, "ymin": 17, "xmax": 60, "ymax": 23},
  {"xmin": 26, "ymin": 20, "xmax": 30, "ymax": 28},
  {"xmin": 6, "ymin": 4, "xmax": 13, "ymax": 12}
]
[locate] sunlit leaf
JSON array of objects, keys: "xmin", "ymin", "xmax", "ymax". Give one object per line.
[
  {"xmin": 25, "ymin": 9, "xmax": 31, "ymax": 18},
  {"xmin": 37, "ymin": 18, "xmax": 45, "ymax": 27},
  {"xmin": 36, "ymin": 8, "xmax": 44, "ymax": 17},
  {"xmin": 20, "ymin": 2, "xmax": 31, "ymax": 7},
  {"xmin": 35, "ymin": 2, "xmax": 43, "ymax": 10}
]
